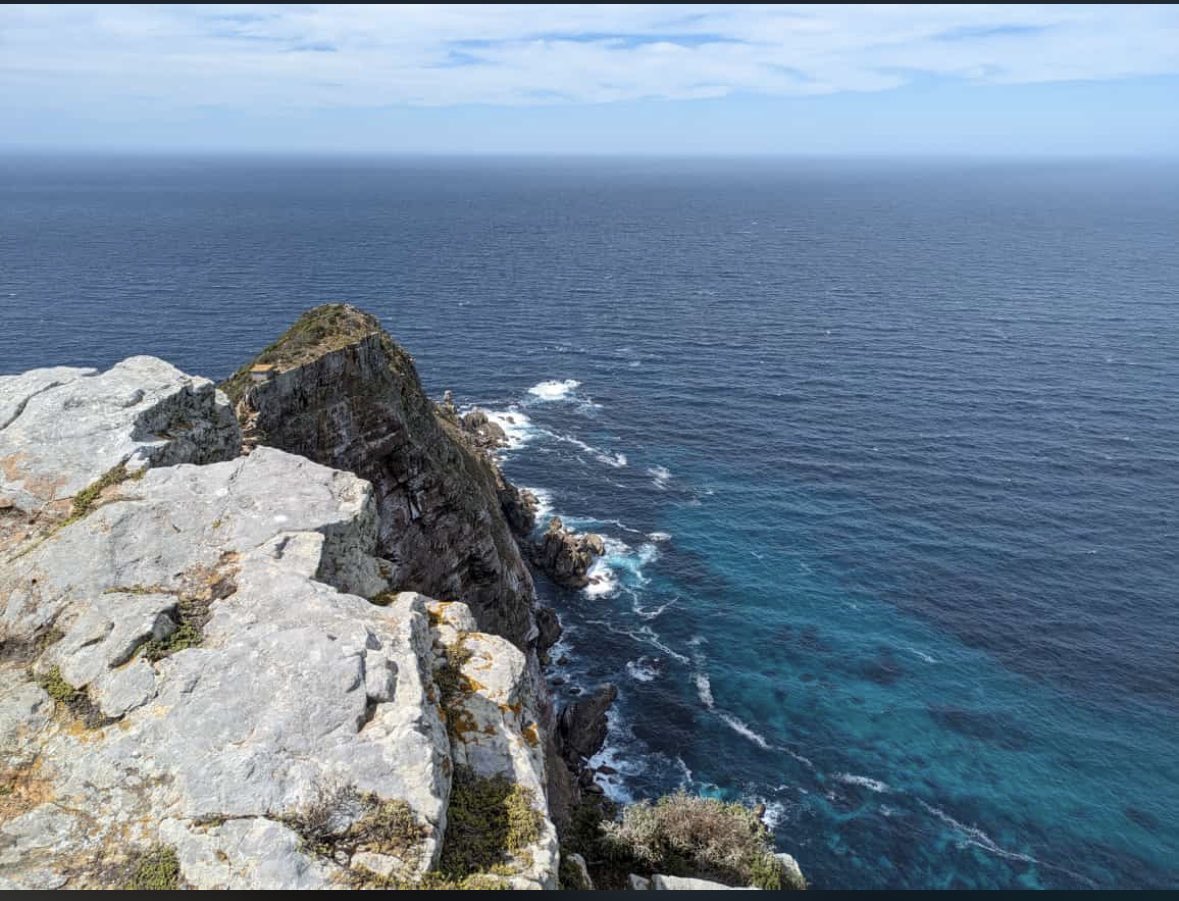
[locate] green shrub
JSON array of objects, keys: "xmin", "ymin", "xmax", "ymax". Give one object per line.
[
  {"xmin": 438, "ymin": 767, "xmax": 541, "ymax": 880},
  {"xmin": 598, "ymin": 792, "xmax": 796, "ymax": 890},
  {"xmin": 288, "ymin": 782, "xmax": 424, "ymax": 866},
  {"xmin": 122, "ymin": 844, "xmax": 182, "ymax": 890},
  {"xmin": 35, "ymin": 665, "xmax": 108, "ymax": 728},
  {"xmin": 140, "ymin": 622, "xmax": 202, "ymax": 662},
  {"xmin": 37, "ymin": 666, "xmax": 82, "ymax": 704}
]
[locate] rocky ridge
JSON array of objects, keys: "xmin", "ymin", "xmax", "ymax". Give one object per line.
[
  {"xmin": 0, "ymin": 305, "xmax": 804, "ymax": 891},
  {"xmin": 0, "ymin": 353, "xmax": 555, "ymax": 889}
]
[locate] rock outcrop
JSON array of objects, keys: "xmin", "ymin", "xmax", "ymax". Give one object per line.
[
  {"xmin": 531, "ymin": 517, "xmax": 606, "ymax": 589},
  {"xmin": 0, "ymin": 310, "xmax": 805, "ymax": 891},
  {"xmin": 451, "ymin": 406, "xmax": 538, "ymax": 538},
  {"xmin": 221, "ymin": 305, "xmax": 536, "ymax": 650},
  {"xmin": 557, "ymin": 684, "xmax": 618, "ymax": 767},
  {"xmin": 0, "ymin": 356, "xmax": 557, "ymax": 890},
  {"xmin": 0, "ymin": 357, "xmax": 240, "ymax": 547}
]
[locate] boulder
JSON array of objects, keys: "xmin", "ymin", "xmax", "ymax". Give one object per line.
[
  {"xmin": 536, "ymin": 605, "xmax": 562, "ymax": 654},
  {"xmin": 557, "ymin": 683, "xmax": 617, "ymax": 765},
  {"xmin": 530, "ymin": 517, "xmax": 606, "ymax": 589},
  {"xmin": 652, "ymin": 874, "xmax": 759, "ymax": 890}
]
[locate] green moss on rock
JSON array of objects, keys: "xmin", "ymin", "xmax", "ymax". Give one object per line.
[
  {"xmin": 65, "ymin": 463, "xmax": 143, "ymax": 525},
  {"xmin": 122, "ymin": 844, "xmax": 182, "ymax": 890},
  {"xmin": 37, "ymin": 665, "xmax": 82, "ymax": 704},
  {"xmin": 438, "ymin": 767, "xmax": 541, "ymax": 881}
]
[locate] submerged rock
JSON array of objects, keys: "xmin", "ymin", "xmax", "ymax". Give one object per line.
[{"xmin": 531, "ymin": 516, "xmax": 606, "ymax": 589}]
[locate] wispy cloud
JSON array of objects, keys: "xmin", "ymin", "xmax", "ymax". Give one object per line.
[{"xmin": 1, "ymin": 4, "xmax": 1176, "ymax": 110}]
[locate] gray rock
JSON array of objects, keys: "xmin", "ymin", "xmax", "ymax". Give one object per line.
[
  {"xmin": 0, "ymin": 356, "xmax": 239, "ymax": 519},
  {"xmin": 564, "ymin": 852, "xmax": 593, "ymax": 890},
  {"xmin": 530, "ymin": 516, "xmax": 606, "ymax": 589},
  {"xmin": 776, "ymin": 852, "xmax": 807, "ymax": 890},
  {"xmin": 91, "ymin": 657, "xmax": 157, "ymax": 718},
  {"xmin": 629, "ymin": 873, "xmax": 652, "ymax": 890},
  {"xmin": 536, "ymin": 605, "xmax": 562, "ymax": 654},
  {"xmin": 652, "ymin": 874, "xmax": 758, "ymax": 890},
  {"xmin": 558, "ymin": 683, "xmax": 617, "ymax": 765}
]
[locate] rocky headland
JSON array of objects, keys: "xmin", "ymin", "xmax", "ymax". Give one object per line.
[{"xmin": 0, "ymin": 304, "xmax": 803, "ymax": 890}]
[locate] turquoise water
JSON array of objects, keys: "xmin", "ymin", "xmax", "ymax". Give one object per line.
[{"xmin": 2, "ymin": 157, "xmax": 1177, "ymax": 887}]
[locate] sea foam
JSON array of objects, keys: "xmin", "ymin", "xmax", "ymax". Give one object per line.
[{"xmin": 528, "ymin": 378, "xmax": 580, "ymax": 400}]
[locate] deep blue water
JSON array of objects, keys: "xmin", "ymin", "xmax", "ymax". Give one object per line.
[{"xmin": 2, "ymin": 156, "xmax": 1177, "ymax": 889}]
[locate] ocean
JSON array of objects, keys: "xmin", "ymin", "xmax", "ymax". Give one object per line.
[{"xmin": 2, "ymin": 155, "xmax": 1177, "ymax": 889}]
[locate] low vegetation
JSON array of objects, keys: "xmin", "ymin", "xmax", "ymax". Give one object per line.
[
  {"xmin": 35, "ymin": 666, "xmax": 108, "ymax": 728},
  {"xmin": 561, "ymin": 791, "xmax": 802, "ymax": 890},
  {"xmin": 220, "ymin": 304, "xmax": 378, "ymax": 404},
  {"xmin": 601, "ymin": 792, "xmax": 797, "ymax": 890},
  {"xmin": 66, "ymin": 463, "xmax": 143, "ymax": 526},
  {"xmin": 121, "ymin": 844, "xmax": 182, "ymax": 890},
  {"xmin": 286, "ymin": 774, "xmax": 538, "ymax": 891},
  {"xmin": 289, "ymin": 782, "xmax": 425, "ymax": 869},
  {"xmin": 140, "ymin": 554, "xmax": 238, "ymax": 661},
  {"xmin": 438, "ymin": 766, "xmax": 541, "ymax": 881}
]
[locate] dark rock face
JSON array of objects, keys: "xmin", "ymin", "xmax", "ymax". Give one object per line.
[
  {"xmin": 536, "ymin": 605, "xmax": 562, "ymax": 656},
  {"xmin": 223, "ymin": 304, "xmax": 536, "ymax": 648},
  {"xmin": 460, "ymin": 409, "xmax": 507, "ymax": 451},
  {"xmin": 454, "ymin": 406, "xmax": 538, "ymax": 537},
  {"xmin": 531, "ymin": 517, "xmax": 606, "ymax": 589},
  {"xmin": 498, "ymin": 480, "xmax": 539, "ymax": 538},
  {"xmin": 558, "ymin": 683, "xmax": 618, "ymax": 765}
]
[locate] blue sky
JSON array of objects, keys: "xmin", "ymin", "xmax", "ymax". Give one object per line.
[{"xmin": 2, "ymin": 4, "xmax": 1177, "ymax": 155}]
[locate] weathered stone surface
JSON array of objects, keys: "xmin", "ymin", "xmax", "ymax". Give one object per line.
[
  {"xmin": 0, "ymin": 356, "xmax": 239, "ymax": 519},
  {"xmin": 628, "ymin": 873, "xmax": 652, "ymax": 890},
  {"xmin": 652, "ymin": 874, "xmax": 758, "ymax": 890},
  {"xmin": 564, "ymin": 852, "xmax": 593, "ymax": 890},
  {"xmin": 459, "ymin": 409, "xmax": 508, "ymax": 452},
  {"xmin": 427, "ymin": 600, "xmax": 559, "ymax": 890},
  {"xmin": 530, "ymin": 516, "xmax": 606, "ymax": 589},
  {"xmin": 0, "ymin": 420, "xmax": 557, "ymax": 889},
  {"xmin": 558, "ymin": 683, "xmax": 618, "ymax": 766},
  {"xmin": 499, "ymin": 481, "xmax": 539, "ymax": 538}
]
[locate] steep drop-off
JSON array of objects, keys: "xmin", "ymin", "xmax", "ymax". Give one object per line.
[{"xmin": 222, "ymin": 305, "xmax": 536, "ymax": 650}]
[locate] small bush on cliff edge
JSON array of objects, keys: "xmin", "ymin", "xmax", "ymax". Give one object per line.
[{"xmin": 594, "ymin": 792, "xmax": 801, "ymax": 890}]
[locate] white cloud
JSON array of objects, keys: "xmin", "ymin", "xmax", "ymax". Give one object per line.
[{"xmin": 1, "ymin": 3, "xmax": 1177, "ymax": 111}]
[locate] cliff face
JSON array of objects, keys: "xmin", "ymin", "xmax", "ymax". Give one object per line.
[
  {"xmin": 222, "ymin": 306, "xmax": 536, "ymax": 650},
  {"xmin": 0, "ymin": 358, "xmax": 557, "ymax": 890}
]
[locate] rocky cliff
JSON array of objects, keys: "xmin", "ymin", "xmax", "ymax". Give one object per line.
[
  {"xmin": 0, "ymin": 359, "xmax": 557, "ymax": 889},
  {"xmin": 221, "ymin": 305, "xmax": 536, "ymax": 651},
  {"xmin": 0, "ymin": 308, "xmax": 803, "ymax": 891}
]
